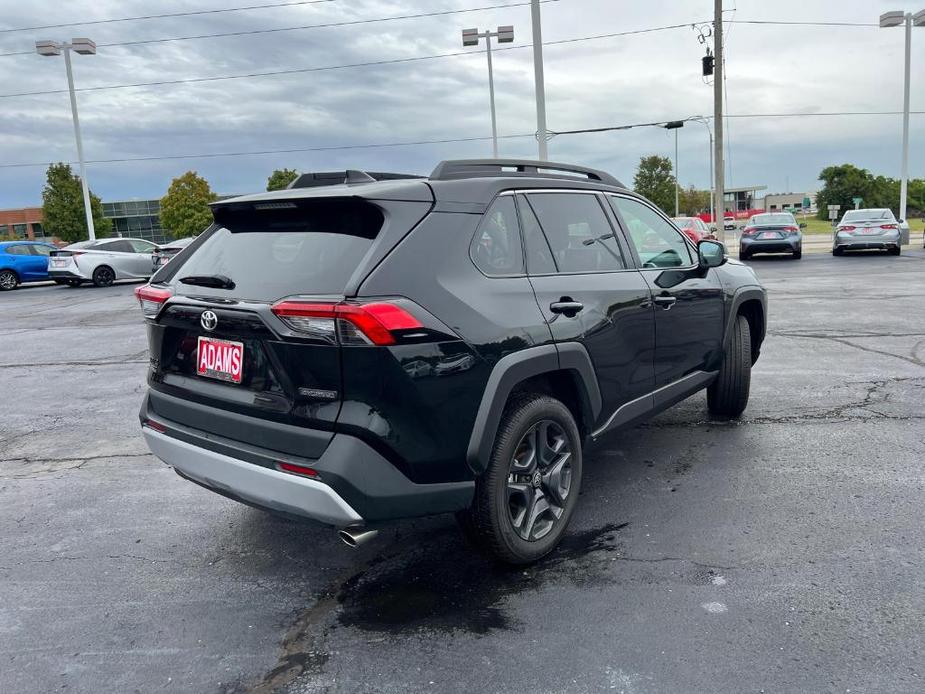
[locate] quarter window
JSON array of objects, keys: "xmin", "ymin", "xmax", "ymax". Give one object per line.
[
  {"xmin": 5, "ymin": 244, "xmax": 30, "ymax": 256},
  {"xmin": 470, "ymin": 196, "xmax": 523, "ymax": 276},
  {"xmin": 30, "ymin": 244, "xmax": 52, "ymax": 256},
  {"xmin": 127, "ymin": 239, "xmax": 155, "ymax": 253},
  {"xmin": 609, "ymin": 196, "xmax": 694, "ymax": 268},
  {"xmin": 525, "ymin": 193, "xmax": 626, "ymax": 273},
  {"xmin": 516, "ymin": 195, "xmax": 557, "ymax": 275}
]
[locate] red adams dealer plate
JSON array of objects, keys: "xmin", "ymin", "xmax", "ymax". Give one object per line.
[{"xmin": 196, "ymin": 336, "xmax": 243, "ymax": 384}]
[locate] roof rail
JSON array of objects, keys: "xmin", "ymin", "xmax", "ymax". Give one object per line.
[
  {"xmin": 287, "ymin": 170, "xmax": 424, "ymax": 189},
  {"xmin": 429, "ymin": 159, "xmax": 624, "ymax": 188}
]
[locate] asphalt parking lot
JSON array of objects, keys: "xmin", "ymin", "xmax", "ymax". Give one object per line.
[{"xmin": 2, "ymin": 250, "xmax": 924, "ymax": 694}]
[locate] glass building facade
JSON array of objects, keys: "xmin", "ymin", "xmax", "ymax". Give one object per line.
[{"xmin": 102, "ymin": 199, "xmax": 167, "ymax": 244}]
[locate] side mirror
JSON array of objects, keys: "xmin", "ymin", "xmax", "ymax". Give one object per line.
[
  {"xmin": 799, "ymin": 222, "xmax": 807, "ymax": 229},
  {"xmin": 698, "ymin": 239, "xmax": 726, "ymax": 269}
]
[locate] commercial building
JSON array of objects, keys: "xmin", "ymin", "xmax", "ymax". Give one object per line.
[
  {"xmin": 0, "ymin": 207, "xmax": 46, "ymax": 240},
  {"xmin": 102, "ymin": 199, "xmax": 168, "ymax": 244},
  {"xmin": 762, "ymin": 192, "xmax": 816, "ymax": 213},
  {"xmin": 723, "ymin": 185, "xmax": 767, "ymax": 215}
]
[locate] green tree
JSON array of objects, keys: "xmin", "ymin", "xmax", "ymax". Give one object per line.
[
  {"xmin": 633, "ymin": 155, "xmax": 676, "ymax": 215},
  {"xmin": 266, "ymin": 168, "xmax": 299, "ymax": 191},
  {"xmin": 41, "ymin": 163, "xmax": 112, "ymax": 243},
  {"xmin": 815, "ymin": 164, "xmax": 878, "ymax": 221},
  {"xmin": 159, "ymin": 171, "xmax": 217, "ymax": 239},
  {"xmin": 678, "ymin": 186, "xmax": 711, "ymax": 216}
]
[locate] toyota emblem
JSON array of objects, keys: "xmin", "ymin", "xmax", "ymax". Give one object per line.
[{"xmin": 200, "ymin": 310, "xmax": 218, "ymax": 332}]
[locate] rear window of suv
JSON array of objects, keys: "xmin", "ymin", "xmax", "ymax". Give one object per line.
[{"xmin": 159, "ymin": 198, "xmax": 384, "ymax": 301}]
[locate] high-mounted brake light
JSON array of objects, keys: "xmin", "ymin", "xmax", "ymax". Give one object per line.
[
  {"xmin": 271, "ymin": 300, "xmax": 423, "ymax": 345},
  {"xmin": 134, "ymin": 285, "xmax": 172, "ymax": 318}
]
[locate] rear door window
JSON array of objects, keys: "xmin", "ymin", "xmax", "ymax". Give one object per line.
[
  {"xmin": 6, "ymin": 244, "xmax": 30, "ymax": 256},
  {"xmin": 30, "ymin": 244, "xmax": 53, "ymax": 256},
  {"xmin": 162, "ymin": 198, "xmax": 385, "ymax": 302},
  {"xmin": 525, "ymin": 193, "xmax": 626, "ymax": 273},
  {"xmin": 516, "ymin": 195, "xmax": 557, "ymax": 274},
  {"xmin": 470, "ymin": 196, "xmax": 523, "ymax": 276}
]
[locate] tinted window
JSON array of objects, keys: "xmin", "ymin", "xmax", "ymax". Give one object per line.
[
  {"xmin": 750, "ymin": 213, "xmax": 795, "ymax": 226},
  {"xmin": 516, "ymin": 195, "xmax": 557, "ymax": 274},
  {"xmin": 526, "ymin": 193, "xmax": 626, "ymax": 273},
  {"xmin": 470, "ymin": 196, "xmax": 523, "ymax": 276},
  {"xmin": 162, "ymin": 198, "xmax": 384, "ymax": 302},
  {"xmin": 5, "ymin": 244, "xmax": 30, "ymax": 256},
  {"xmin": 610, "ymin": 196, "xmax": 694, "ymax": 268},
  {"xmin": 96, "ymin": 240, "xmax": 133, "ymax": 252},
  {"xmin": 30, "ymin": 244, "xmax": 52, "ymax": 256}
]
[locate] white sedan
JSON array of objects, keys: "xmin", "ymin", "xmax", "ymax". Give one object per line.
[{"xmin": 48, "ymin": 238, "xmax": 158, "ymax": 287}]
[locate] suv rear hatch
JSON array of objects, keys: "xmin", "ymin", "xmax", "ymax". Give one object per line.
[{"xmin": 141, "ymin": 188, "xmax": 433, "ymax": 459}]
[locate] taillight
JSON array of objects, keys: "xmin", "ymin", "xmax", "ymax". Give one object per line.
[
  {"xmin": 271, "ymin": 300, "xmax": 424, "ymax": 345},
  {"xmin": 134, "ymin": 285, "xmax": 172, "ymax": 318},
  {"xmin": 742, "ymin": 226, "xmax": 756, "ymax": 236},
  {"xmin": 880, "ymin": 224, "xmax": 898, "ymax": 230},
  {"xmin": 784, "ymin": 225, "xmax": 799, "ymax": 233},
  {"xmin": 839, "ymin": 225, "xmax": 857, "ymax": 233}
]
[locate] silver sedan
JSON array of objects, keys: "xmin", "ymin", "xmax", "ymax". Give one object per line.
[
  {"xmin": 49, "ymin": 238, "xmax": 158, "ymax": 287},
  {"xmin": 833, "ymin": 209, "xmax": 903, "ymax": 256}
]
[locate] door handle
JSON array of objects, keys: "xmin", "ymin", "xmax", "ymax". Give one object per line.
[
  {"xmin": 549, "ymin": 299, "xmax": 584, "ymax": 318},
  {"xmin": 653, "ymin": 295, "xmax": 677, "ymax": 310}
]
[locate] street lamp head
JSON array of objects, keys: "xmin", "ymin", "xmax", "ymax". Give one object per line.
[
  {"xmin": 35, "ymin": 40, "xmax": 61, "ymax": 56},
  {"xmin": 879, "ymin": 11, "xmax": 905, "ymax": 27},
  {"xmin": 496, "ymin": 25, "xmax": 514, "ymax": 43},
  {"xmin": 71, "ymin": 38, "xmax": 97, "ymax": 55},
  {"xmin": 663, "ymin": 120, "xmax": 685, "ymax": 130},
  {"xmin": 913, "ymin": 9, "xmax": 925, "ymax": 27},
  {"xmin": 462, "ymin": 28, "xmax": 479, "ymax": 46}
]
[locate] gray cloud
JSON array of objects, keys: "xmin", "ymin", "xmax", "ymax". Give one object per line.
[{"xmin": 0, "ymin": 0, "xmax": 922, "ymax": 207}]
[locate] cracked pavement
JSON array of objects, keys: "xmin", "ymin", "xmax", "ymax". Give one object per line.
[{"xmin": 2, "ymin": 251, "xmax": 924, "ymax": 693}]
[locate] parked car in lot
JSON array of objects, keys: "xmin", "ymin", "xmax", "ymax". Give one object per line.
[
  {"xmin": 724, "ymin": 215, "xmax": 738, "ymax": 231},
  {"xmin": 0, "ymin": 240, "xmax": 57, "ymax": 291},
  {"xmin": 739, "ymin": 212, "xmax": 804, "ymax": 260},
  {"xmin": 135, "ymin": 159, "xmax": 767, "ymax": 564},
  {"xmin": 671, "ymin": 216, "xmax": 714, "ymax": 243},
  {"xmin": 49, "ymin": 237, "xmax": 158, "ymax": 287},
  {"xmin": 152, "ymin": 237, "xmax": 196, "ymax": 273},
  {"xmin": 833, "ymin": 208, "xmax": 903, "ymax": 256}
]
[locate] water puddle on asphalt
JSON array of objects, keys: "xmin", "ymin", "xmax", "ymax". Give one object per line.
[{"xmin": 335, "ymin": 521, "xmax": 630, "ymax": 635}]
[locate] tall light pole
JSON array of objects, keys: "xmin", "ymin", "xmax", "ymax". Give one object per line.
[
  {"xmin": 530, "ymin": 0, "xmax": 549, "ymax": 161},
  {"xmin": 462, "ymin": 26, "xmax": 514, "ymax": 158},
  {"xmin": 689, "ymin": 116, "xmax": 715, "ymax": 225},
  {"xmin": 663, "ymin": 121, "xmax": 684, "ymax": 216},
  {"xmin": 36, "ymin": 38, "xmax": 98, "ymax": 241},
  {"xmin": 879, "ymin": 10, "xmax": 925, "ymax": 228},
  {"xmin": 713, "ymin": 0, "xmax": 726, "ymax": 244}
]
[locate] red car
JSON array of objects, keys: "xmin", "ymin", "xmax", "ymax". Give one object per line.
[{"xmin": 671, "ymin": 217, "xmax": 714, "ymax": 244}]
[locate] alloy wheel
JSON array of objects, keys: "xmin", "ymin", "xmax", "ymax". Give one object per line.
[
  {"xmin": 506, "ymin": 420, "xmax": 573, "ymax": 542},
  {"xmin": 0, "ymin": 271, "xmax": 16, "ymax": 290}
]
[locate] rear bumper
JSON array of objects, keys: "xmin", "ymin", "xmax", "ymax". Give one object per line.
[
  {"xmin": 139, "ymin": 393, "xmax": 474, "ymax": 526},
  {"xmin": 740, "ymin": 237, "xmax": 800, "ymax": 254},
  {"xmin": 48, "ymin": 269, "xmax": 86, "ymax": 280},
  {"xmin": 143, "ymin": 427, "xmax": 363, "ymax": 526}
]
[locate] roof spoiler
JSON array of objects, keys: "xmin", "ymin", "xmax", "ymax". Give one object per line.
[{"xmin": 287, "ymin": 170, "xmax": 424, "ymax": 189}]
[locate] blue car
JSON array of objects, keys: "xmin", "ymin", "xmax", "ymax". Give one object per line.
[{"xmin": 0, "ymin": 240, "xmax": 58, "ymax": 291}]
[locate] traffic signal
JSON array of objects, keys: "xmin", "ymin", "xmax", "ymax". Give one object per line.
[{"xmin": 702, "ymin": 54, "xmax": 714, "ymax": 77}]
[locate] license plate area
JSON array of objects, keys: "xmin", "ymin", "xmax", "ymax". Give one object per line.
[
  {"xmin": 197, "ymin": 336, "xmax": 244, "ymax": 384},
  {"xmin": 860, "ymin": 228, "xmax": 881, "ymax": 235},
  {"xmin": 759, "ymin": 231, "xmax": 781, "ymax": 239},
  {"xmin": 51, "ymin": 258, "xmax": 67, "ymax": 267}
]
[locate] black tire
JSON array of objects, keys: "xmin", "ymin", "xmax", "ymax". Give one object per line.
[
  {"xmin": 53, "ymin": 279, "xmax": 67, "ymax": 285},
  {"xmin": 0, "ymin": 269, "xmax": 18, "ymax": 291},
  {"xmin": 92, "ymin": 265, "xmax": 115, "ymax": 287},
  {"xmin": 888, "ymin": 246, "xmax": 901, "ymax": 256},
  {"xmin": 459, "ymin": 393, "xmax": 582, "ymax": 565},
  {"xmin": 708, "ymin": 314, "xmax": 752, "ymax": 418},
  {"xmin": 738, "ymin": 252, "xmax": 750, "ymax": 261},
  {"xmin": 793, "ymin": 248, "xmax": 802, "ymax": 259},
  {"xmin": 832, "ymin": 247, "xmax": 843, "ymax": 256}
]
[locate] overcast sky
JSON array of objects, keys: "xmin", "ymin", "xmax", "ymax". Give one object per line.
[{"xmin": 0, "ymin": 0, "xmax": 922, "ymax": 208}]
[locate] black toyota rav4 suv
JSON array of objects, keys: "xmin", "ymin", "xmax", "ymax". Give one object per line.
[{"xmin": 137, "ymin": 159, "xmax": 766, "ymax": 564}]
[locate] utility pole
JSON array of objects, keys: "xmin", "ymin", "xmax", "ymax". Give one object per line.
[
  {"xmin": 531, "ymin": 0, "xmax": 549, "ymax": 161},
  {"xmin": 713, "ymin": 0, "xmax": 725, "ymax": 244},
  {"xmin": 900, "ymin": 12, "xmax": 912, "ymax": 224}
]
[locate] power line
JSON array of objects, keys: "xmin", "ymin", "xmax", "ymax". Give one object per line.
[
  {"xmin": 0, "ymin": 133, "xmax": 538, "ymax": 169},
  {"xmin": 2, "ymin": 111, "xmax": 922, "ymax": 171},
  {"xmin": 0, "ymin": 0, "xmax": 562, "ymax": 57},
  {"xmin": 0, "ymin": 21, "xmax": 702, "ymax": 98},
  {"xmin": 727, "ymin": 19, "xmax": 877, "ymax": 27},
  {"xmin": 0, "ymin": 0, "xmax": 338, "ymax": 34}
]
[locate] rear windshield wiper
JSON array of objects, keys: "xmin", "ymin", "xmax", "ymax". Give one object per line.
[{"xmin": 178, "ymin": 274, "xmax": 236, "ymax": 290}]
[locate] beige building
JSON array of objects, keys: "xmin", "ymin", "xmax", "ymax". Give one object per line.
[{"xmin": 762, "ymin": 192, "xmax": 816, "ymax": 213}]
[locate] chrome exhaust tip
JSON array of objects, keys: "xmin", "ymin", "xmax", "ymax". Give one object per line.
[{"xmin": 338, "ymin": 527, "xmax": 379, "ymax": 548}]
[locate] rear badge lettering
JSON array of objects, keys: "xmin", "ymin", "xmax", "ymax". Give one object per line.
[{"xmin": 298, "ymin": 387, "xmax": 339, "ymax": 400}]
